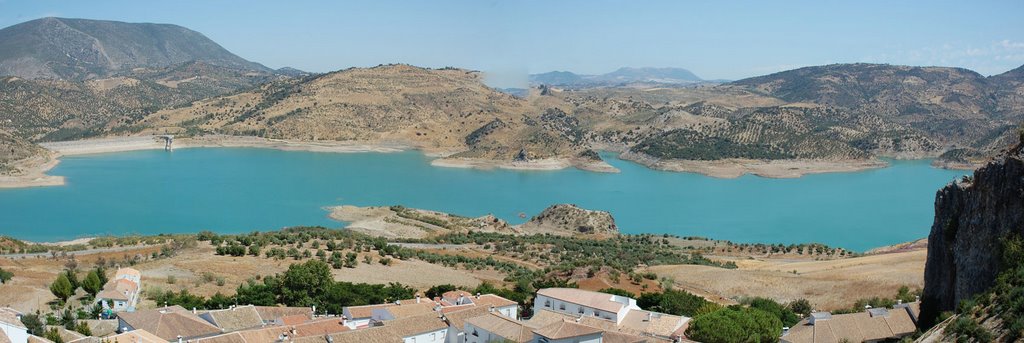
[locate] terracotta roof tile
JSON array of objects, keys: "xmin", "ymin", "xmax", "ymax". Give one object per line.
[
  {"xmin": 252, "ymin": 306, "xmax": 313, "ymax": 322},
  {"xmin": 197, "ymin": 317, "xmax": 350, "ymax": 343},
  {"xmin": 537, "ymin": 288, "xmax": 627, "ymax": 313},
  {"xmin": 533, "ymin": 320, "xmax": 604, "ymax": 340},
  {"xmin": 441, "ymin": 306, "xmax": 491, "ymax": 330},
  {"xmin": 781, "ymin": 305, "xmax": 920, "ymax": 343},
  {"xmin": 0, "ymin": 308, "xmax": 26, "ymax": 329},
  {"xmin": 343, "ymin": 303, "xmax": 394, "ymax": 320},
  {"xmin": 115, "ymin": 268, "xmax": 140, "ymax": 278},
  {"xmin": 300, "ymin": 313, "xmax": 447, "ymax": 343},
  {"xmin": 600, "ymin": 330, "xmax": 649, "ymax": 343},
  {"xmin": 473, "ymin": 294, "xmax": 518, "ymax": 308},
  {"xmin": 117, "ymin": 306, "xmax": 222, "ymax": 341},
  {"xmin": 101, "ymin": 329, "xmax": 166, "ymax": 343},
  {"xmin": 202, "ymin": 305, "xmax": 264, "ymax": 332},
  {"xmin": 465, "ymin": 313, "xmax": 533, "ymax": 343}
]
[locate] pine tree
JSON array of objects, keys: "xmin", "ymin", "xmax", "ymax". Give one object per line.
[
  {"xmin": 82, "ymin": 270, "xmax": 102, "ymax": 296},
  {"xmin": 50, "ymin": 274, "xmax": 74, "ymax": 303}
]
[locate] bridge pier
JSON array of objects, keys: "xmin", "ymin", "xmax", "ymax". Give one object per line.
[{"xmin": 157, "ymin": 135, "xmax": 174, "ymax": 151}]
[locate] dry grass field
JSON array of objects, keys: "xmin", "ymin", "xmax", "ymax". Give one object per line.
[
  {"xmin": 1, "ymin": 237, "xmax": 927, "ymax": 315},
  {"xmin": 648, "ymin": 248, "xmax": 926, "ymax": 310}
]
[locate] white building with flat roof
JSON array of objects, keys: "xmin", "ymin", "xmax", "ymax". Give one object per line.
[{"xmin": 532, "ymin": 288, "xmax": 640, "ymax": 324}]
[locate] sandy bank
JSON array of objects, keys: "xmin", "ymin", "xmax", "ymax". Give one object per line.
[
  {"xmin": 930, "ymin": 159, "xmax": 983, "ymax": 171},
  {"xmin": 431, "ymin": 156, "xmax": 620, "ymax": 173},
  {"xmin": 0, "ymin": 135, "xmax": 410, "ymax": 189},
  {"xmin": 0, "ymin": 152, "xmax": 65, "ymax": 188},
  {"xmin": 42, "ymin": 135, "xmax": 409, "ymax": 156},
  {"xmin": 619, "ymin": 151, "xmax": 888, "ymax": 178}
]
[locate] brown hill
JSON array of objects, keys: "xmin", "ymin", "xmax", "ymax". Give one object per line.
[
  {"xmin": 730, "ymin": 63, "xmax": 1024, "ymax": 153},
  {"xmin": 137, "ymin": 64, "xmax": 590, "ymax": 162}
]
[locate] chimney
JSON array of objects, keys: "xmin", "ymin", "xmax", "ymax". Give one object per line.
[
  {"xmin": 457, "ymin": 295, "xmax": 464, "ymax": 305},
  {"xmin": 312, "ymin": 306, "xmax": 316, "ymax": 317},
  {"xmin": 193, "ymin": 307, "xmax": 197, "ymax": 314},
  {"xmin": 647, "ymin": 312, "xmax": 652, "ymax": 322},
  {"xmin": 177, "ymin": 335, "xmax": 183, "ymax": 343},
  {"xmin": 416, "ymin": 294, "xmax": 421, "ymax": 304},
  {"xmin": 898, "ymin": 299, "xmax": 903, "ymax": 305},
  {"xmin": 476, "ymin": 292, "xmax": 481, "ymax": 299}
]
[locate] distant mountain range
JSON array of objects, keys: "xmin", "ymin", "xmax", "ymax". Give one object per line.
[
  {"xmin": 0, "ymin": 17, "xmax": 272, "ymax": 80},
  {"xmin": 0, "ymin": 17, "xmax": 1022, "ymax": 175},
  {"xmin": 529, "ymin": 67, "xmax": 709, "ymax": 88}
]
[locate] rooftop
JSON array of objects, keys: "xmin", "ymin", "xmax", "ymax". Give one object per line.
[
  {"xmin": 375, "ymin": 300, "xmax": 436, "ymax": 319},
  {"xmin": 252, "ymin": 306, "xmax": 313, "ymax": 322},
  {"xmin": 116, "ymin": 306, "xmax": 222, "ymax": 341},
  {"xmin": 305, "ymin": 313, "xmax": 448, "ymax": 343},
  {"xmin": 0, "ymin": 307, "xmax": 25, "ymax": 329},
  {"xmin": 537, "ymin": 288, "xmax": 628, "ymax": 313},
  {"xmin": 115, "ymin": 268, "xmax": 141, "ymax": 278},
  {"xmin": 96, "ymin": 279, "xmax": 139, "ymax": 301},
  {"xmin": 619, "ymin": 309, "xmax": 687, "ymax": 338},
  {"xmin": 201, "ymin": 305, "xmax": 264, "ymax": 332},
  {"xmin": 534, "ymin": 320, "xmax": 604, "ymax": 340},
  {"xmin": 465, "ymin": 312, "xmax": 534, "ymax": 343},
  {"xmin": 94, "ymin": 329, "xmax": 165, "ymax": 343},
  {"xmin": 440, "ymin": 306, "xmax": 491, "ymax": 330},
  {"xmin": 196, "ymin": 317, "xmax": 349, "ymax": 343},
  {"xmin": 473, "ymin": 294, "xmax": 518, "ymax": 308},
  {"xmin": 782, "ymin": 305, "xmax": 918, "ymax": 343}
]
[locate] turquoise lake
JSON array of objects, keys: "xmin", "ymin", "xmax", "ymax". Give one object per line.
[{"xmin": 0, "ymin": 148, "xmax": 967, "ymax": 251}]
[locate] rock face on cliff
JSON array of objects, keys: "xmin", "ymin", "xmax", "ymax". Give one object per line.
[
  {"xmin": 920, "ymin": 138, "xmax": 1024, "ymax": 327},
  {"xmin": 518, "ymin": 204, "xmax": 618, "ymax": 236}
]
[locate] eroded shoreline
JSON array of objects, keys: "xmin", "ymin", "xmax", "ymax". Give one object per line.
[
  {"xmin": 1, "ymin": 135, "xmax": 946, "ymax": 189},
  {"xmin": 619, "ymin": 151, "xmax": 891, "ymax": 178}
]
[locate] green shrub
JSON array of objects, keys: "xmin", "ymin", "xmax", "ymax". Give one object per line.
[{"xmin": 686, "ymin": 307, "xmax": 783, "ymax": 343}]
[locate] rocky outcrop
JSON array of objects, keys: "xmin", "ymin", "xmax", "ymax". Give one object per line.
[
  {"xmin": 518, "ymin": 204, "xmax": 618, "ymax": 236},
  {"xmin": 920, "ymin": 138, "xmax": 1024, "ymax": 328}
]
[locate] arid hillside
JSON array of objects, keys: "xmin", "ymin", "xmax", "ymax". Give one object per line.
[
  {"xmin": 0, "ymin": 62, "xmax": 279, "ymax": 142},
  {"xmin": 731, "ymin": 63, "xmax": 1024, "ymax": 161},
  {"xmin": 136, "ymin": 64, "xmax": 595, "ymax": 163}
]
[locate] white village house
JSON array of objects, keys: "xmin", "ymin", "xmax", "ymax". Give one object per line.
[{"xmin": 95, "ymin": 267, "xmax": 142, "ymax": 313}]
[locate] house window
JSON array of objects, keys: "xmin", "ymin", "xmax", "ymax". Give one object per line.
[
  {"xmin": 594, "ymin": 311, "xmax": 601, "ymax": 317},
  {"xmin": 578, "ymin": 307, "xmax": 585, "ymax": 314},
  {"xmin": 544, "ymin": 300, "xmax": 551, "ymax": 307},
  {"xmin": 472, "ymin": 329, "xmax": 479, "ymax": 337},
  {"xmin": 559, "ymin": 303, "xmax": 565, "ymax": 311}
]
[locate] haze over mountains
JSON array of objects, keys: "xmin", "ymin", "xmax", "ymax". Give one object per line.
[
  {"xmin": 0, "ymin": 17, "xmax": 1021, "ymax": 176},
  {"xmin": 529, "ymin": 67, "xmax": 708, "ymax": 88}
]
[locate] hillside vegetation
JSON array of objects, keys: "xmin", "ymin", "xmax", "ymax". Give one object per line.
[
  {"xmin": 0, "ymin": 16, "xmax": 1021, "ymax": 175},
  {"xmin": 0, "ymin": 17, "xmax": 268, "ymax": 80}
]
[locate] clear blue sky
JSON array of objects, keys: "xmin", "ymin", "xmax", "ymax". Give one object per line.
[{"xmin": 2, "ymin": 0, "xmax": 1022, "ymax": 87}]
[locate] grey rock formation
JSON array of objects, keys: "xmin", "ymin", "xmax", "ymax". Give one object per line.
[{"xmin": 920, "ymin": 139, "xmax": 1024, "ymax": 327}]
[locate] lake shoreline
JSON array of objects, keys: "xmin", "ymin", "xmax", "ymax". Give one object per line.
[
  {"xmin": 0, "ymin": 151, "xmax": 66, "ymax": 188},
  {"xmin": 618, "ymin": 151, "xmax": 891, "ymax": 178},
  {"xmin": 2, "ymin": 134, "xmax": 949, "ymax": 189}
]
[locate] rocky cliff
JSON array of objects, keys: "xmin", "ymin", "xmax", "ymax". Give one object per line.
[
  {"xmin": 920, "ymin": 136, "xmax": 1024, "ymax": 328},
  {"xmin": 518, "ymin": 204, "xmax": 618, "ymax": 236}
]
